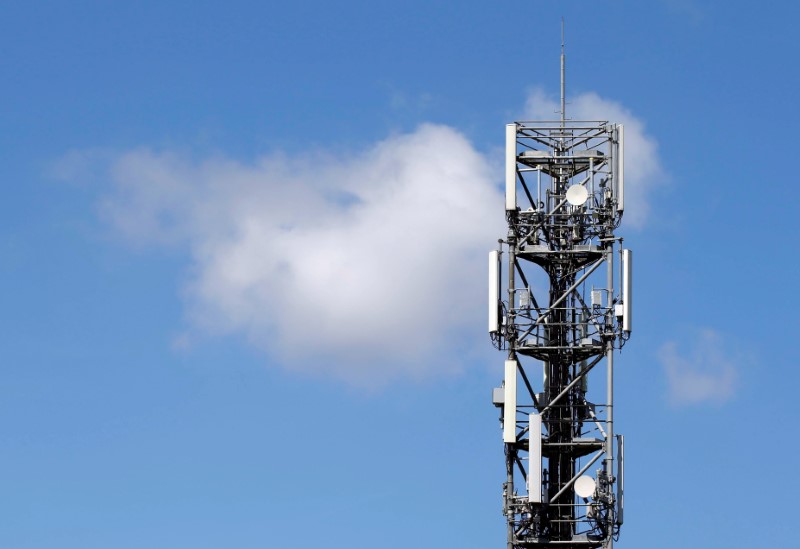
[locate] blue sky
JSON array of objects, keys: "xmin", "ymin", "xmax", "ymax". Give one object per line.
[{"xmin": 1, "ymin": 1, "xmax": 798, "ymax": 547}]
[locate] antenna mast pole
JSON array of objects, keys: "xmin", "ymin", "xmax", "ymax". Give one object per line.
[{"xmin": 561, "ymin": 18, "xmax": 566, "ymax": 127}]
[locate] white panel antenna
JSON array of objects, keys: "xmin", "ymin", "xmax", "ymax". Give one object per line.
[
  {"xmin": 488, "ymin": 250, "xmax": 500, "ymax": 333},
  {"xmin": 622, "ymin": 249, "xmax": 632, "ymax": 333},
  {"xmin": 616, "ymin": 124, "xmax": 625, "ymax": 213},
  {"xmin": 528, "ymin": 413, "xmax": 542, "ymax": 503},
  {"xmin": 503, "ymin": 360, "xmax": 517, "ymax": 443},
  {"xmin": 617, "ymin": 435, "xmax": 625, "ymax": 525},
  {"xmin": 506, "ymin": 124, "xmax": 517, "ymax": 211}
]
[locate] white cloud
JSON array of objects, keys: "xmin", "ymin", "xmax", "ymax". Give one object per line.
[
  {"xmin": 658, "ymin": 329, "xmax": 739, "ymax": 406},
  {"xmin": 524, "ymin": 88, "xmax": 666, "ymax": 228},
  {"xmin": 77, "ymin": 124, "xmax": 505, "ymax": 386},
  {"xmin": 62, "ymin": 92, "xmax": 659, "ymax": 387}
]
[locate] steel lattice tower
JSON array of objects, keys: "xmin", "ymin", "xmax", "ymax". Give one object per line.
[{"xmin": 488, "ymin": 93, "xmax": 633, "ymax": 546}]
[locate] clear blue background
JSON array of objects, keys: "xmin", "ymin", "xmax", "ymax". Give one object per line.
[{"xmin": 1, "ymin": 1, "xmax": 796, "ymax": 547}]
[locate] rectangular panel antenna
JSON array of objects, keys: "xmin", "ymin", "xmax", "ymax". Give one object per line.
[
  {"xmin": 488, "ymin": 250, "xmax": 500, "ymax": 333},
  {"xmin": 616, "ymin": 434, "xmax": 624, "ymax": 525},
  {"xmin": 506, "ymin": 124, "xmax": 517, "ymax": 211},
  {"xmin": 503, "ymin": 360, "xmax": 517, "ymax": 443},
  {"xmin": 622, "ymin": 249, "xmax": 632, "ymax": 332},
  {"xmin": 616, "ymin": 124, "xmax": 625, "ymax": 212},
  {"xmin": 528, "ymin": 413, "xmax": 542, "ymax": 503}
]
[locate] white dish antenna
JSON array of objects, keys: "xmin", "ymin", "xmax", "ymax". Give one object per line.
[
  {"xmin": 566, "ymin": 184, "xmax": 589, "ymax": 206},
  {"xmin": 574, "ymin": 475, "xmax": 596, "ymax": 498}
]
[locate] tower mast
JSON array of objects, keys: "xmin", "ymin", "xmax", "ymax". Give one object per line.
[{"xmin": 489, "ymin": 35, "xmax": 632, "ymax": 549}]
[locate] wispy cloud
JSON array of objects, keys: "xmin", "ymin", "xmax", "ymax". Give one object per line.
[
  {"xmin": 62, "ymin": 124, "xmax": 505, "ymax": 387},
  {"xmin": 658, "ymin": 329, "xmax": 740, "ymax": 406},
  {"xmin": 524, "ymin": 88, "xmax": 666, "ymax": 228}
]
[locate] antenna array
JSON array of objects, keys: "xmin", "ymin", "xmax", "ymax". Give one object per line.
[{"xmin": 489, "ymin": 115, "xmax": 632, "ymax": 547}]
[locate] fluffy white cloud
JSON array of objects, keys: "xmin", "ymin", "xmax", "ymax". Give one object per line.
[
  {"xmin": 86, "ymin": 124, "xmax": 505, "ymax": 386},
  {"xmin": 524, "ymin": 88, "xmax": 665, "ymax": 228},
  {"xmin": 658, "ymin": 329, "xmax": 739, "ymax": 406},
  {"xmin": 64, "ymin": 92, "xmax": 661, "ymax": 387}
]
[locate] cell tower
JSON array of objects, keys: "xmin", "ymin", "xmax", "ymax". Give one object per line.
[{"xmin": 488, "ymin": 33, "xmax": 632, "ymax": 549}]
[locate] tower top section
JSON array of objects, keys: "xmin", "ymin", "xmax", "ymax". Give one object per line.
[{"xmin": 504, "ymin": 121, "xmax": 626, "ymax": 227}]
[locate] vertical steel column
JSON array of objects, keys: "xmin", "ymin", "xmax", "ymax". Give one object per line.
[
  {"xmin": 605, "ymin": 244, "xmax": 615, "ymax": 549},
  {"xmin": 507, "ymin": 225, "xmax": 517, "ymax": 549}
]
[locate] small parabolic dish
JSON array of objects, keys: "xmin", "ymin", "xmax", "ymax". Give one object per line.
[
  {"xmin": 574, "ymin": 475, "xmax": 596, "ymax": 498},
  {"xmin": 566, "ymin": 184, "xmax": 589, "ymax": 206}
]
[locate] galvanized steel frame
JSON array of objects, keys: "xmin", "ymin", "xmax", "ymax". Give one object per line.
[{"xmin": 490, "ymin": 120, "xmax": 630, "ymax": 549}]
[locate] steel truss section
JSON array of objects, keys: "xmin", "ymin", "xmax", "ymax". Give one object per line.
[{"xmin": 490, "ymin": 121, "xmax": 632, "ymax": 549}]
